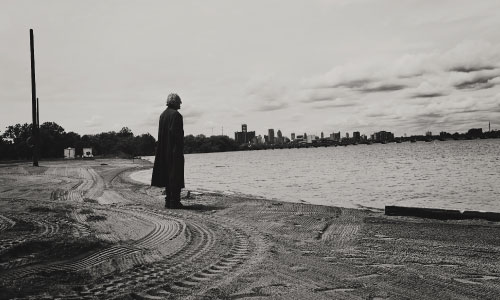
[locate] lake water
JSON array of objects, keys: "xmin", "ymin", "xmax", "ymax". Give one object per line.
[{"xmin": 131, "ymin": 139, "xmax": 500, "ymax": 212}]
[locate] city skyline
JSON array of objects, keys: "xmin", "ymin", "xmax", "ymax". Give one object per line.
[
  {"xmin": 232, "ymin": 121, "xmax": 495, "ymax": 142},
  {"xmin": 1, "ymin": 1, "xmax": 500, "ymax": 138}
]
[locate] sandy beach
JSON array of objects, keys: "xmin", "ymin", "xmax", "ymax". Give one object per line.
[{"xmin": 1, "ymin": 159, "xmax": 500, "ymax": 300}]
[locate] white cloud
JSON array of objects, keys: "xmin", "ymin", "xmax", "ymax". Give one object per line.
[{"xmin": 83, "ymin": 115, "xmax": 103, "ymax": 128}]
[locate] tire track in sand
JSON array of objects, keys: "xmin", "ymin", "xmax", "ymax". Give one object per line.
[
  {"xmin": 1, "ymin": 207, "xmax": 186, "ymax": 280},
  {"xmin": 127, "ymin": 211, "xmax": 268, "ymax": 300},
  {"xmin": 0, "ymin": 214, "xmax": 15, "ymax": 232}
]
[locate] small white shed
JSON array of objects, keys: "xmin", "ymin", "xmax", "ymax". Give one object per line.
[
  {"xmin": 64, "ymin": 147, "xmax": 75, "ymax": 159},
  {"xmin": 83, "ymin": 148, "xmax": 93, "ymax": 158}
]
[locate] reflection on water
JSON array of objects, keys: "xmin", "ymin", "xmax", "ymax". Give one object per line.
[{"xmin": 135, "ymin": 139, "xmax": 500, "ymax": 212}]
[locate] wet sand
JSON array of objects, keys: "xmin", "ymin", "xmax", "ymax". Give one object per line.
[{"xmin": 0, "ymin": 159, "xmax": 499, "ymax": 299}]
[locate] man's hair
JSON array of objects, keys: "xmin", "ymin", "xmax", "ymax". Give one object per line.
[{"xmin": 166, "ymin": 93, "xmax": 182, "ymax": 107}]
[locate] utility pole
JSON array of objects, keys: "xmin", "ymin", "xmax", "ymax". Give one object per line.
[
  {"xmin": 37, "ymin": 98, "xmax": 39, "ymax": 129},
  {"xmin": 30, "ymin": 29, "xmax": 39, "ymax": 166}
]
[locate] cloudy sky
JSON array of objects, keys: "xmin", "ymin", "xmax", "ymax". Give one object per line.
[{"xmin": 1, "ymin": 0, "xmax": 500, "ymax": 138}]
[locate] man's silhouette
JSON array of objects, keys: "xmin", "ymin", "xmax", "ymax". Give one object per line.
[{"xmin": 151, "ymin": 93, "xmax": 185, "ymax": 208}]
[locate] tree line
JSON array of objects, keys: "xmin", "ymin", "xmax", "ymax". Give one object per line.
[
  {"xmin": 0, "ymin": 122, "xmax": 241, "ymax": 161},
  {"xmin": 0, "ymin": 122, "xmax": 156, "ymax": 160}
]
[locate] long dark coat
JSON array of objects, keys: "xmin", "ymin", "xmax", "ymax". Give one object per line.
[{"xmin": 151, "ymin": 107, "xmax": 185, "ymax": 189}]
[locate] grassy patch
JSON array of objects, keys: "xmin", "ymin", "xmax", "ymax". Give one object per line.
[
  {"xmin": 0, "ymin": 236, "xmax": 110, "ymax": 263},
  {"xmin": 0, "ymin": 236, "xmax": 110, "ymax": 299},
  {"xmin": 79, "ymin": 208, "xmax": 94, "ymax": 215},
  {"xmin": 83, "ymin": 198, "xmax": 98, "ymax": 204},
  {"xmin": 86, "ymin": 214, "xmax": 107, "ymax": 222},
  {"xmin": 28, "ymin": 206, "xmax": 52, "ymax": 213},
  {"xmin": 9, "ymin": 219, "xmax": 36, "ymax": 232}
]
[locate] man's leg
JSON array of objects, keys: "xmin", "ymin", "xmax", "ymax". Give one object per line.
[
  {"xmin": 170, "ymin": 188, "xmax": 183, "ymax": 208},
  {"xmin": 164, "ymin": 189, "xmax": 171, "ymax": 208}
]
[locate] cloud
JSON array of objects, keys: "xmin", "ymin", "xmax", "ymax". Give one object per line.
[
  {"xmin": 255, "ymin": 101, "xmax": 289, "ymax": 111},
  {"xmin": 413, "ymin": 92, "xmax": 447, "ymax": 98},
  {"xmin": 182, "ymin": 106, "xmax": 203, "ymax": 119},
  {"xmin": 245, "ymin": 75, "xmax": 293, "ymax": 112},
  {"xmin": 410, "ymin": 81, "xmax": 449, "ymax": 98},
  {"xmin": 418, "ymin": 112, "xmax": 443, "ymax": 119},
  {"xmin": 366, "ymin": 112, "xmax": 386, "ymax": 118},
  {"xmin": 452, "ymin": 71, "xmax": 500, "ymax": 90},
  {"xmin": 303, "ymin": 40, "xmax": 500, "ymax": 100},
  {"xmin": 84, "ymin": 115, "xmax": 104, "ymax": 128},
  {"xmin": 359, "ymin": 83, "xmax": 407, "ymax": 93},
  {"xmin": 449, "ymin": 66, "xmax": 496, "ymax": 73}
]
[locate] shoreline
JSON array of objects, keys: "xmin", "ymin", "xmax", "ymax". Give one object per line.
[
  {"xmin": 130, "ymin": 158, "xmax": 500, "ymax": 214},
  {"xmin": 1, "ymin": 159, "xmax": 500, "ymax": 299}
]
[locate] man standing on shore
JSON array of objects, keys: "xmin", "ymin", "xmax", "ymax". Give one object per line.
[{"xmin": 151, "ymin": 93, "xmax": 185, "ymax": 208}]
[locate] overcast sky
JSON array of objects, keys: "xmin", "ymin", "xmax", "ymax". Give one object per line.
[{"xmin": 1, "ymin": 0, "xmax": 500, "ymax": 138}]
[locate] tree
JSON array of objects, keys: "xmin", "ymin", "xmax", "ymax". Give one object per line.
[
  {"xmin": 39, "ymin": 122, "xmax": 67, "ymax": 158},
  {"xmin": 118, "ymin": 127, "xmax": 133, "ymax": 137},
  {"xmin": 135, "ymin": 133, "xmax": 156, "ymax": 156}
]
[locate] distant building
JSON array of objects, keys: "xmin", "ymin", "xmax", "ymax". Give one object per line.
[
  {"xmin": 276, "ymin": 130, "xmax": 283, "ymax": 144},
  {"xmin": 330, "ymin": 132, "xmax": 341, "ymax": 142},
  {"xmin": 268, "ymin": 129, "xmax": 275, "ymax": 144},
  {"xmin": 467, "ymin": 128, "xmax": 483, "ymax": 138},
  {"xmin": 64, "ymin": 147, "xmax": 75, "ymax": 159},
  {"xmin": 346, "ymin": 132, "xmax": 350, "ymax": 139},
  {"xmin": 291, "ymin": 133, "xmax": 295, "ymax": 140},
  {"xmin": 373, "ymin": 131, "xmax": 394, "ymax": 142},
  {"xmin": 307, "ymin": 135, "xmax": 317, "ymax": 143},
  {"xmin": 353, "ymin": 131, "xmax": 360, "ymax": 142},
  {"xmin": 235, "ymin": 124, "xmax": 255, "ymax": 144},
  {"xmin": 83, "ymin": 148, "xmax": 93, "ymax": 158},
  {"xmin": 425, "ymin": 131, "xmax": 432, "ymax": 136},
  {"xmin": 321, "ymin": 132, "xmax": 324, "ymax": 139}
]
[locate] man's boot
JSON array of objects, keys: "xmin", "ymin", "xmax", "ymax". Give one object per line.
[
  {"xmin": 170, "ymin": 189, "xmax": 184, "ymax": 209},
  {"xmin": 164, "ymin": 189, "xmax": 172, "ymax": 208}
]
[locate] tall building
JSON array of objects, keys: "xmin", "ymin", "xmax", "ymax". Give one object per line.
[
  {"xmin": 346, "ymin": 132, "xmax": 350, "ymax": 139},
  {"xmin": 276, "ymin": 130, "xmax": 283, "ymax": 144},
  {"xmin": 321, "ymin": 132, "xmax": 324, "ymax": 139},
  {"xmin": 330, "ymin": 132, "xmax": 341, "ymax": 141},
  {"xmin": 353, "ymin": 131, "xmax": 360, "ymax": 142},
  {"xmin": 373, "ymin": 131, "xmax": 394, "ymax": 142},
  {"xmin": 234, "ymin": 123, "xmax": 255, "ymax": 145},
  {"xmin": 291, "ymin": 133, "xmax": 295, "ymax": 140},
  {"xmin": 268, "ymin": 129, "xmax": 275, "ymax": 144}
]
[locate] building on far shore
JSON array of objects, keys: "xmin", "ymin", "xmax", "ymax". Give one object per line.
[
  {"xmin": 235, "ymin": 124, "xmax": 256, "ymax": 145},
  {"xmin": 330, "ymin": 132, "xmax": 341, "ymax": 142},
  {"xmin": 268, "ymin": 129, "xmax": 275, "ymax": 144},
  {"xmin": 372, "ymin": 131, "xmax": 395, "ymax": 143},
  {"xmin": 353, "ymin": 131, "xmax": 360, "ymax": 142}
]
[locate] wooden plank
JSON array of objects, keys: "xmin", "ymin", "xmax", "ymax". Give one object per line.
[{"xmin": 385, "ymin": 205, "xmax": 500, "ymax": 222}]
